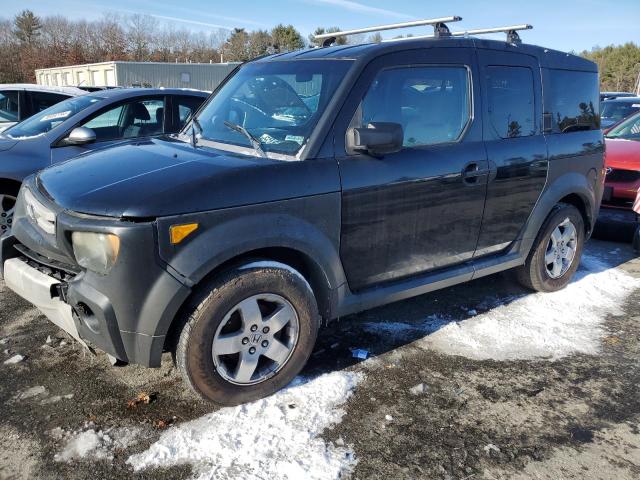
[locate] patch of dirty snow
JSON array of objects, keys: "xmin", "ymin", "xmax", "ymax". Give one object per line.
[
  {"xmin": 41, "ymin": 393, "xmax": 74, "ymax": 405},
  {"xmin": 54, "ymin": 423, "xmax": 143, "ymax": 462},
  {"xmin": 13, "ymin": 386, "xmax": 47, "ymax": 401},
  {"xmin": 421, "ymin": 255, "xmax": 640, "ymax": 360},
  {"xmin": 3, "ymin": 354, "xmax": 25, "ymax": 364},
  {"xmin": 363, "ymin": 314, "xmax": 448, "ymax": 339},
  {"xmin": 127, "ymin": 371, "xmax": 363, "ymax": 480}
]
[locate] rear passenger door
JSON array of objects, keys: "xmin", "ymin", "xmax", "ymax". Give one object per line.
[
  {"xmin": 474, "ymin": 50, "xmax": 548, "ymax": 257},
  {"xmin": 336, "ymin": 48, "xmax": 488, "ymax": 291}
]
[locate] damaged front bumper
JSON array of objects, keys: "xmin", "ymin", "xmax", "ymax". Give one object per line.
[
  {"xmin": 3, "ymin": 257, "xmax": 87, "ymax": 348},
  {"xmin": 0, "ymin": 182, "xmax": 192, "ymax": 367}
]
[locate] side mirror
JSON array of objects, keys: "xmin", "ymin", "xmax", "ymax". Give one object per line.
[
  {"xmin": 347, "ymin": 122, "xmax": 403, "ymax": 157},
  {"xmin": 64, "ymin": 127, "xmax": 96, "ymax": 146}
]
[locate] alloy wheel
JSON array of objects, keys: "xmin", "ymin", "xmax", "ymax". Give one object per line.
[
  {"xmin": 0, "ymin": 194, "xmax": 16, "ymax": 236},
  {"xmin": 211, "ymin": 293, "xmax": 300, "ymax": 385},
  {"xmin": 544, "ymin": 217, "xmax": 577, "ymax": 279}
]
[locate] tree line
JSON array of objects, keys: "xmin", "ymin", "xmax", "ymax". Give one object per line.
[
  {"xmin": 0, "ymin": 10, "xmax": 377, "ymax": 83},
  {"xmin": 2, "ymin": 9, "xmax": 638, "ymax": 93},
  {"xmin": 579, "ymin": 43, "xmax": 640, "ymax": 93}
]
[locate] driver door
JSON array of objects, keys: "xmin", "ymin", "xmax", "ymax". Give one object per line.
[{"xmin": 336, "ymin": 48, "xmax": 488, "ymax": 291}]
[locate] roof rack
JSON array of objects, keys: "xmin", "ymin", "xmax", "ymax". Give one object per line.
[
  {"xmin": 382, "ymin": 24, "xmax": 533, "ymax": 45},
  {"xmin": 313, "ymin": 16, "xmax": 462, "ymax": 47}
]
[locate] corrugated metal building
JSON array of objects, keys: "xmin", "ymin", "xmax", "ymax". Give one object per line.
[{"xmin": 35, "ymin": 61, "xmax": 239, "ymax": 91}]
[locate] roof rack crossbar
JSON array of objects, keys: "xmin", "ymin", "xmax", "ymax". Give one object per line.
[
  {"xmin": 313, "ymin": 16, "xmax": 462, "ymax": 47},
  {"xmin": 381, "ymin": 24, "xmax": 533, "ymax": 44}
]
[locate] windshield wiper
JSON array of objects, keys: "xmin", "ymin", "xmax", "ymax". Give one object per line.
[{"xmin": 224, "ymin": 121, "xmax": 266, "ymax": 158}]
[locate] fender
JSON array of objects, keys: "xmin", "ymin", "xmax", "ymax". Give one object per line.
[
  {"xmin": 155, "ymin": 192, "xmax": 347, "ymax": 299},
  {"xmin": 517, "ymin": 169, "xmax": 598, "ymax": 257}
]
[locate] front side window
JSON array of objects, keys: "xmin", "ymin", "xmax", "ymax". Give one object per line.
[
  {"xmin": 486, "ymin": 66, "xmax": 535, "ymax": 138},
  {"xmin": 356, "ymin": 66, "xmax": 471, "ymax": 147},
  {"xmin": 82, "ymin": 98, "xmax": 165, "ymax": 142},
  {"xmin": 192, "ymin": 60, "xmax": 352, "ymax": 157},
  {"xmin": 0, "ymin": 91, "xmax": 19, "ymax": 122},
  {"xmin": 605, "ymin": 111, "xmax": 640, "ymax": 140},
  {"xmin": 4, "ymin": 95, "xmax": 104, "ymax": 139},
  {"xmin": 29, "ymin": 92, "xmax": 69, "ymax": 114},
  {"xmin": 546, "ymin": 69, "xmax": 599, "ymax": 133}
]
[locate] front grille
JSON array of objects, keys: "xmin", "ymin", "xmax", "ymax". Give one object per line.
[
  {"xmin": 606, "ymin": 168, "xmax": 640, "ymax": 183},
  {"xmin": 14, "ymin": 243, "xmax": 80, "ymax": 282}
]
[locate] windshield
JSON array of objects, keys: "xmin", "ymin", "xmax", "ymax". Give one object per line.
[
  {"xmin": 601, "ymin": 101, "xmax": 640, "ymax": 124},
  {"xmin": 606, "ymin": 111, "xmax": 640, "ymax": 140},
  {"xmin": 190, "ymin": 60, "xmax": 352, "ymax": 158},
  {"xmin": 4, "ymin": 95, "xmax": 104, "ymax": 139}
]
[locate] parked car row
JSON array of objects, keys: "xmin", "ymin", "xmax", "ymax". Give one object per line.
[
  {"xmin": 0, "ymin": 87, "xmax": 209, "ymax": 234},
  {"xmin": 0, "ymin": 84, "xmax": 89, "ymax": 132},
  {"xmin": 0, "ymin": 21, "xmax": 607, "ymax": 404}
]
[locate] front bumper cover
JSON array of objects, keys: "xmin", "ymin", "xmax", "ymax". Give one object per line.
[{"xmin": 1, "ymin": 181, "xmax": 192, "ymax": 367}]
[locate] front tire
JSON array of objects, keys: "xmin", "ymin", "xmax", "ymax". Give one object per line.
[
  {"xmin": 0, "ymin": 185, "xmax": 19, "ymax": 237},
  {"xmin": 516, "ymin": 203, "xmax": 585, "ymax": 292},
  {"xmin": 176, "ymin": 262, "xmax": 320, "ymax": 405}
]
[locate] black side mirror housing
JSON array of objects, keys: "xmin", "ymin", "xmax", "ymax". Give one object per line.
[{"xmin": 346, "ymin": 122, "xmax": 403, "ymax": 157}]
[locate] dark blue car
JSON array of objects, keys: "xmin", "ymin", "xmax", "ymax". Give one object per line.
[{"xmin": 0, "ymin": 88, "xmax": 208, "ymax": 232}]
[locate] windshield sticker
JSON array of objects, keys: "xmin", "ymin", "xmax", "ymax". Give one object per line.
[
  {"xmin": 260, "ymin": 133, "xmax": 280, "ymax": 145},
  {"xmin": 40, "ymin": 111, "xmax": 71, "ymax": 122},
  {"xmin": 285, "ymin": 135, "xmax": 304, "ymax": 145}
]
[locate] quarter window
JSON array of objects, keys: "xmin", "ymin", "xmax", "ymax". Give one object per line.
[
  {"xmin": 486, "ymin": 66, "xmax": 535, "ymax": 138},
  {"xmin": 358, "ymin": 66, "xmax": 471, "ymax": 147},
  {"xmin": 546, "ymin": 69, "xmax": 599, "ymax": 133}
]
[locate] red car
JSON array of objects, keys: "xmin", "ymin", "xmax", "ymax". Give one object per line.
[{"xmin": 603, "ymin": 111, "xmax": 640, "ymax": 209}]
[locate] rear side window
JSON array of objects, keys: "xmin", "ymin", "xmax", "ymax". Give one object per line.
[
  {"xmin": 29, "ymin": 92, "xmax": 69, "ymax": 114},
  {"xmin": 0, "ymin": 91, "xmax": 19, "ymax": 122},
  {"xmin": 545, "ymin": 69, "xmax": 599, "ymax": 133},
  {"xmin": 486, "ymin": 66, "xmax": 535, "ymax": 138},
  {"xmin": 358, "ymin": 66, "xmax": 471, "ymax": 147}
]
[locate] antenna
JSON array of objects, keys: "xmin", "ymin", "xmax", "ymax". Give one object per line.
[{"xmin": 313, "ymin": 17, "xmax": 462, "ymax": 47}]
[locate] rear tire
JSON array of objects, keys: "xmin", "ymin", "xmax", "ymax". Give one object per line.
[
  {"xmin": 176, "ymin": 262, "xmax": 320, "ymax": 405},
  {"xmin": 516, "ymin": 203, "xmax": 585, "ymax": 292}
]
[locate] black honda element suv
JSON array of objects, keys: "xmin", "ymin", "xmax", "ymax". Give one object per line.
[{"xmin": 0, "ymin": 19, "xmax": 604, "ymax": 405}]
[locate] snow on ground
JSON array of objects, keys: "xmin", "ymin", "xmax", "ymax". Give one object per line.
[
  {"xmin": 127, "ymin": 371, "xmax": 363, "ymax": 480},
  {"xmin": 365, "ymin": 254, "xmax": 639, "ymax": 361},
  {"xmin": 53, "ymin": 424, "xmax": 144, "ymax": 462}
]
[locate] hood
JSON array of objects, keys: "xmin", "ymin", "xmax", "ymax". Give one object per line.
[
  {"xmin": 37, "ymin": 137, "xmax": 339, "ymax": 218},
  {"xmin": 605, "ymin": 138, "xmax": 640, "ymax": 169}
]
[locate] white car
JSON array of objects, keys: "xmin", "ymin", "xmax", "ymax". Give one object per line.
[{"xmin": 0, "ymin": 84, "xmax": 87, "ymax": 132}]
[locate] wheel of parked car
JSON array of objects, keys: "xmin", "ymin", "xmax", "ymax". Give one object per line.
[
  {"xmin": 517, "ymin": 203, "xmax": 585, "ymax": 292},
  {"xmin": 0, "ymin": 186, "xmax": 19, "ymax": 237},
  {"xmin": 176, "ymin": 261, "xmax": 320, "ymax": 405}
]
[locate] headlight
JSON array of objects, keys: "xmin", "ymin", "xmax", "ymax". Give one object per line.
[{"xmin": 71, "ymin": 232, "xmax": 120, "ymax": 274}]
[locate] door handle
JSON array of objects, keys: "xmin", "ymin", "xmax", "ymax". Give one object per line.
[{"xmin": 462, "ymin": 162, "xmax": 490, "ymax": 185}]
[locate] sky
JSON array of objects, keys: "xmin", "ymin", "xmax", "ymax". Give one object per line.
[{"xmin": 5, "ymin": 0, "xmax": 639, "ymax": 53}]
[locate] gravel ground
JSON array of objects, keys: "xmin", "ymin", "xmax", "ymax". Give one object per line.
[{"xmin": 0, "ymin": 238, "xmax": 638, "ymax": 480}]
